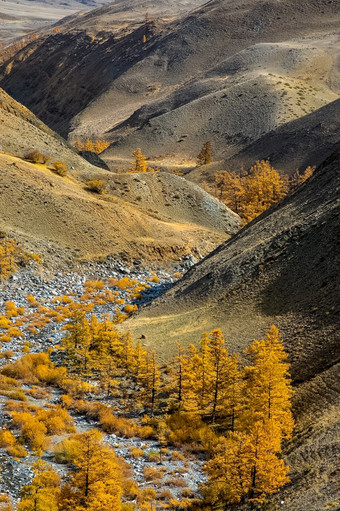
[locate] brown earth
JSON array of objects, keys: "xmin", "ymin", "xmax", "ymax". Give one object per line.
[
  {"xmin": 0, "ymin": 0, "xmax": 338, "ymax": 172},
  {"xmin": 123, "ymin": 149, "xmax": 340, "ymax": 510},
  {"xmin": 0, "ymin": 0, "xmax": 110, "ymax": 45},
  {"xmin": 0, "ymin": 88, "xmax": 241, "ymax": 266},
  {"xmin": 186, "ymin": 97, "xmax": 340, "ymax": 189}
]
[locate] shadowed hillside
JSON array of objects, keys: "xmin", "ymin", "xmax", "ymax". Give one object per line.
[
  {"xmin": 0, "ymin": 0, "xmax": 338, "ymax": 167},
  {"xmin": 0, "ymin": 88, "xmax": 241, "ymax": 266},
  {"xmin": 123, "ymin": 149, "xmax": 340, "ymax": 510},
  {"xmin": 125, "ymin": 149, "xmax": 340, "ymax": 373},
  {"xmin": 186, "ymin": 98, "xmax": 340, "ymax": 189}
]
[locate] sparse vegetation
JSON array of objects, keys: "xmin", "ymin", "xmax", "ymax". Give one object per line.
[
  {"xmin": 74, "ymin": 138, "xmax": 110, "ymax": 154},
  {"xmin": 197, "ymin": 141, "xmax": 212, "ymax": 166},
  {"xmin": 24, "ymin": 150, "xmax": 50, "ymax": 164},
  {"xmin": 52, "ymin": 160, "xmax": 68, "ymax": 176},
  {"xmin": 0, "ymin": 237, "xmax": 41, "ymax": 281},
  {"xmin": 130, "ymin": 148, "xmax": 155, "ymax": 173},
  {"xmin": 86, "ymin": 179, "xmax": 105, "ymax": 194}
]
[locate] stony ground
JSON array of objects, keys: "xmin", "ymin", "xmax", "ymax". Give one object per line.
[{"xmin": 0, "ymin": 259, "xmax": 207, "ymax": 508}]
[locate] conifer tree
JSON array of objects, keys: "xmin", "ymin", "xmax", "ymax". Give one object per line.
[
  {"xmin": 62, "ymin": 310, "xmax": 93, "ymax": 378},
  {"xmin": 83, "ymin": 137, "xmax": 95, "ymax": 152},
  {"xmin": 58, "ymin": 430, "xmax": 122, "ymax": 511},
  {"xmin": 18, "ymin": 460, "xmax": 60, "ymax": 511},
  {"xmin": 140, "ymin": 351, "xmax": 160, "ymax": 415},
  {"xmin": 243, "ymin": 325, "xmax": 294, "ymax": 441},
  {"xmin": 207, "ymin": 329, "xmax": 229, "ymax": 423},
  {"xmin": 197, "ymin": 141, "xmax": 212, "ymax": 166},
  {"xmin": 205, "ymin": 423, "xmax": 289, "ymax": 506},
  {"xmin": 130, "ymin": 148, "xmax": 147, "ymax": 173}
]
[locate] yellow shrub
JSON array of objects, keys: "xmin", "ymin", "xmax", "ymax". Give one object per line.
[
  {"xmin": 2, "ymin": 353, "xmax": 65, "ymax": 385},
  {"xmin": 52, "ymin": 160, "xmax": 67, "ymax": 176},
  {"xmin": 61, "ymin": 378, "xmax": 96, "ymax": 398},
  {"xmin": 7, "ymin": 443, "xmax": 28, "ymax": 458},
  {"xmin": 129, "ymin": 446, "xmax": 144, "ymax": 459},
  {"xmin": 0, "ymin": 316, "xmax": 12, "ymax": 329},
  {"xmin": 0, "ymin": 429, "xmax": 16, "ymax": 447},
  {"xmin": 123, "ymin": 304, "xmax": 138, "ymax": 314},
  {"xmin": 86, "ymin": 180, "xmax": 105, "ymax": 194},
  {"xmin": 11, "ymin": 412, "xmax": 49, "ymax": 452}
]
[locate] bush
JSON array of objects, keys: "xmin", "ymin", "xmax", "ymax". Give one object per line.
[
  {"xmin": 52, "ymin": 160, "xmax": 67, "ymax": 176},
  {"xmin": 86, "ymin": 179, "xmax": 105, "ymax": 194},
  {"xmin": 143, "ymin": 466, "xmax": 163, "ymax": 481},
  {"xmin": 25, "ymin": 150, "xmax": 50, "ymax": 164},
  {"xmin": 172, "ymin": 451, "xmax": 186, "ymax": 461},
  {"xmin": 129, "ymin": 446, "xmax": 144, "ymax": 459},
  {"xmin": 2, "ymin": 353, "xmax": 66, "ymax": 385},
  {"xmin": 147, "ymin": 449, "xmax": 160, "ymax": 462}
]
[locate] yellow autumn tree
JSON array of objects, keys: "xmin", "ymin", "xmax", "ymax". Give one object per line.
[
  {"xmin": 197, "ymin": 141, "xmax": 212, "ymax": 166},
  {"xmin": 130, "ymin": 148, "xmax": 147, "ymax": 172},
  {"xmin": 243, "ymin": 325, "xmax": 294, "ymax": 442},
  {"xmin": 204, "ymin": 325, "xmax": 293, "ymax": 508},
  {"xmin": 61, "ymin": 310, "xmax": 93, "ymax": 379},
  {"xmin": 215, "ymin": 160, "xmax": 287, "ymax": 223},
  {"xmin": 204, "ymin": 423, "xmax": 289, "ymax": 507},
  {"xmin": 58, "ymin": 430, "xmax": 123, "ymax": 511},
  {"xmin": 139, "ymin": 350, "xmax": 160, "ymax": 415},
  {"xmin": 18, "ymin": 459, "xmax": 60, "ymax": 511},
  {"xmin": 129, "ymin": 148, "xmax": 155, "ymax": 173}
]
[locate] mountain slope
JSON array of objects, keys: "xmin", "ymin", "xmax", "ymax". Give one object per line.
[
  {"xmin": 0, "ymin": 87, "xmax": 98, "ymax": 173},
  {"xmin": 186, "ymin": 98, "xmax": 340, "ymax": 188},
  {"xmin": 0, "ymin": 0, "xmax": 110, "ymax": 45},
  {"xmin": 0, "ymin": 0, "xmax": 338, "ymax": 168},
  {"xmin": 122, "ymin": 148, "xmax": 340, "ymax": 510},
  {"xmin": 124, "ymin": 149, "xmax": 339, "ymax": 373},
  {"xmin": 0, "ymin": 88, "xmax": 241, "ymax": 266}
]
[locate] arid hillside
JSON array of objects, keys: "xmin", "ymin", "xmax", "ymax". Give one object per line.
[
  {"xmin": 124, "ymin": 149, "xmax": 340, "ymax": 372},
  {"xmin": 186, "ymin": 97, "xmax": 340, "ymax": 189},
  {"xmin": 0, "ymin": 89, "xmax": 240, "ymax": 266},
  {"xmin": 122, "ymin": 149, "xmax": 340, "ymax": 509},
  {"xmin": 0, "ymin": 0, "xmax": 110, "ymax": 45},
  {"xmin": 0, "ymin": 0, "xmax": 338, "ymax": 172},
  {"xmin": 0, "ymin": 87, "xmax": 100, "ymax": 173}
]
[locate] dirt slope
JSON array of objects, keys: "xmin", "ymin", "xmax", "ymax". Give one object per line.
[
  {"xmin": 124, "ymin": 149, "xmax": 340, "ymax": 371},
  {"xmin": 0, "ymin": 0, "xmax": 338, "ymax": 166},
  {"xmin": 123, "ymin": 149, "xmax": 340, "ymax": 510},
  {"xmin": 0, "ymin": 87, "xmax": 99, "ymax": 173},
  {"xmin": 0, "ymin": 86, "xmax": 241, "ymax": 265},
  {"xmin": 0, "ymin": 152, "xmax": 241, "ymax": 266},
  {"xmin": 0, "ymin": 0, "xmax": 109, "ymax": 45},
  {"xmin": 186, "ymin": 98, "xmax": 340, "ymax": 188}
]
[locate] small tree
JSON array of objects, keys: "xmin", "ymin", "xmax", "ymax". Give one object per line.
[
  {"xmin": 52, "ymin": 161, "xmax": 67, "ymax": 176},
  {"xmin": 25, "ymin": 150, "xmax": 50, "ymax": 164},
  {"xmin": 197, "ymin": 141, "xmax": 212, "ymax": 166},
  {"xmin": 86, "ymin": 180, "xmax": 105, "ymax": 194},
  {"xmin": 130, "ymin": 148, "xmax": 147, "ymax": 173}
]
